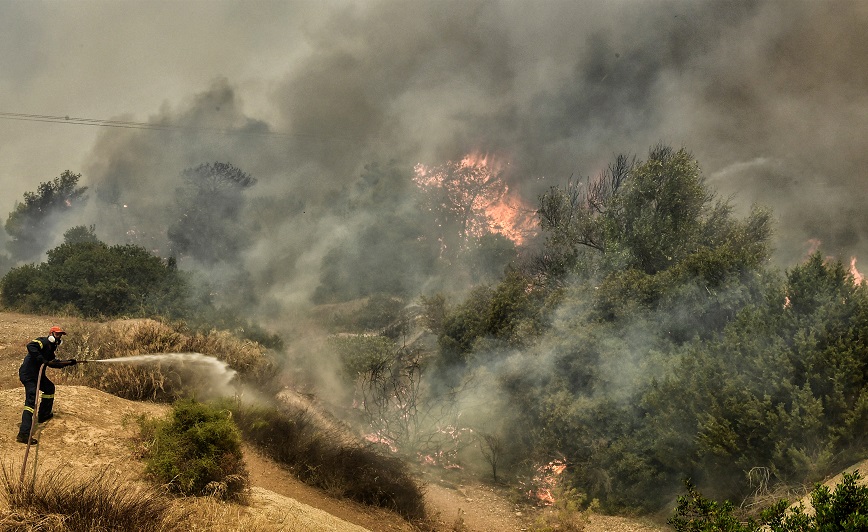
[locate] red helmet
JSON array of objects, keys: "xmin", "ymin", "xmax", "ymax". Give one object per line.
[{"xmin": 49, "ymin": 326, "xmax": 66, "ymax": 336}]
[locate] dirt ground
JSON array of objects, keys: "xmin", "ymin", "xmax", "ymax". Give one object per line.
[{"xmin": 0, "ymin": 312, "xmax": 672, "ymax": 531}]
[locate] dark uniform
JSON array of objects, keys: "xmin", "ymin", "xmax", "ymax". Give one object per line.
[{"xmin": 17, "ymin": 331, "xmax": 76, "ymax": 444}]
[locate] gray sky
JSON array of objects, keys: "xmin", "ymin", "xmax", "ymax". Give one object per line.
[{"xmin": 2, "ymin": 0, "xmax": 867, "ymax": 286}]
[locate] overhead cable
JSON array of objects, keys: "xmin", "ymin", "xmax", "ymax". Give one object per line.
[{"xmin": 0, "ymin": 111, "xmax": 361, "ymax": 142}]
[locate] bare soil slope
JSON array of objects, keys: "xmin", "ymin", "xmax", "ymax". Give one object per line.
[{"xmin": 790, "ymin": 458, "xmax": 868, "ymax": 515}]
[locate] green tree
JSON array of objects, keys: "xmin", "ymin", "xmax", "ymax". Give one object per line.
[
  {"xmin": 0, "ymin": 236, "xmax": 189, "ymax": 318},
  {"xmin": 536, "ymin": 146, "xmax": 771, "ymax": 283},
  {"xmin": 437, "ymin": 145, "xmax": 779, "ymax": 510},
  {"xmin": 536, "ymin": 153, "xmax": 632, "ymax": 279},
  {"xmin": 167, "ymin": 162, "xmax": 256, "ymax": 265},
  {"xmin": 5, "ymin": 170, "xmax": 88, "ymax": 262},
  {"xmin": 62, "ymin": 224, "xmax": 100, "ymax": 244},
  {"xmin": 424, "ymin": 268, "xmax": 551, "ymax": 371},
  {"xmin": 608, "ymin": 145, "xmax": 709, "ymax": 274},
  {"xmin": 639, "ymin": 253, "xmax": 868, "ymax": 504},
  {"xmin": 435, "ymin": 285, "xmax": 495, "ymax": 366}
]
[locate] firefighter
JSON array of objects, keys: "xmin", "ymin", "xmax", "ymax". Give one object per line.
[{"xmin": 16, "ymin": 326, "xmax": 77, "ymax": 445}]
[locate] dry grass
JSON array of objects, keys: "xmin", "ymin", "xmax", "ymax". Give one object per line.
[
  {"xmin": 167, "ymin": 496, "xmax": 281, "ymax": 532},
  {"xmin": 63, "ymin": 320, "xmax": 278, "ymax": 401},
  {"xmin": 0, "ymin": 466, "xmax": 332, "ymax": 532},
  {"xmin": 0, "ymin": 464, "xmax": 179, "ymax": 532}
]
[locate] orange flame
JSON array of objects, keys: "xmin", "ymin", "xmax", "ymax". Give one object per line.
[
  {"xmin": 528, "ymin": 459, "xmax": 567, "ymax": 506},
  {"xmin": 851, "ymin": 257, "xmax": 864, "ymax": 285},
  {"xmin": 485, "ymin": 190, "xmax": 535, "ymax": 245},
  {"xmin": 415, "ymin": 152, "xmax": 535, "ymax": 245},
  {"xmin": 457, "ymin": 152, "xmax": 508, "ymax": 174},
  {"xmin": 364, "ymin": 433, "xmax": 398, "ymax": 453}
]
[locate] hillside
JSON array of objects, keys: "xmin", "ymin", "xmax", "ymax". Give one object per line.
[
  {"xmin": 0, "ymin": 312, "xmax": 412, "ymax": 531},
  {"xmin": 0, "ymin": 312, "xmax": 672, "ymax": 531},
  {"xmin": 0, "ymin": 384, "xmax": 404, "ymax": 531}
]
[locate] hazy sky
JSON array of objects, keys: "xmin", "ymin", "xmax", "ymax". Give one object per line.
[{"xmin": 2, "ymin": 0, "xmax": 867, "ymax": 275}]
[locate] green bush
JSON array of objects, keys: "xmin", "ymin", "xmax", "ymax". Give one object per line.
[
  {"xmin": 138, "ymin": 399, "xmax": 248, "ymax": 501},
  {"xmin": 669, "ymin": 470, "xmax": 868, "ymax": 531}
]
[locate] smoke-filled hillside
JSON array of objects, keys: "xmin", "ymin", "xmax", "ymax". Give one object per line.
[{"xmin": 2, "ymin": 1, "xmax": 868, "ymax": 521}]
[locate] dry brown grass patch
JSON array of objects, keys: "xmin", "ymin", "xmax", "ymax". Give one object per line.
[
  {"xmin": 0, "ymin": 464, "xmax": 179, "ymax": 532},
  {"xmin": 64, "ymin": 320, "xmax": 277, "ymax": 401}
]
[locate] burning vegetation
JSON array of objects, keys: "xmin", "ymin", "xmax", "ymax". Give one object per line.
[
  {"xmin": 414, "ymin": 153, "xmax": 535, "ymax": 249},
  {"xmin": 311, "ymin": 145, "xmax": 868, "ymax": 520}
]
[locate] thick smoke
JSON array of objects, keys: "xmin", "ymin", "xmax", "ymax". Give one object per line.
[{"xmin": 60, "ymin": 1, "xmax": 864, "ymax": 298}]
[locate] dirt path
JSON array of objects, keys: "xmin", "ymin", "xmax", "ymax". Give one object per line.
[
  {"xmin": 424, "ymin": 480, "xmax": 533, "ymax": 531},
  {"xmin": 421, "ymin": 476, "xmax": 669, "ymax": 532},
  {"xmin": 244, "ymin": 445, "xmax": 416, "ymax": 531}
]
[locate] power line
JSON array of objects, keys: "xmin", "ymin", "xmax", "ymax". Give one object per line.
[
  {"xmin": 0, "ymin": 110, "xmax": 362, "ymax": 142},
  {"xmin": 0, "ymin": 111, "xmax": 182, "ymax": 133}
]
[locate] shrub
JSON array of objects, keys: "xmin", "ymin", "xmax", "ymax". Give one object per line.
[
  {"xmin": 803, "ymin": 470, "xmax": 868, "ymax": 530},
  {"xmin": 0, "ymin": 465, "xmax": 178, "ymax": 532},
  {"xmin": 668, "ymin": 479, "xmax": 761, "ymax": 532},
  {"xmin": 138, "ymin": 399, "xmax": 248, "ymax": 501},
  {"xmin": 669, "ymin": 470, "xmax": 868, "ymax": 531},
  {"xmin": 227, "ymin": 400, "xmax": 427, "ymax": 522},
  {"xmin": 529, "ymin": 487, "xmax": 593, "ymax": 532}
]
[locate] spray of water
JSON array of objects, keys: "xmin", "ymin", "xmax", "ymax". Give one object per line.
[{"xmin": 90, "ymin": 353, "xmax": 238, "ymax": 394}]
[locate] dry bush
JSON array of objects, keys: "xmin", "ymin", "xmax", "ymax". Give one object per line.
[
  {"xmin": 64, "ymin": 320, "xmax": 277, "ymax": 401},
  {"xmin": 184, "ymin": 328, "xmax": 277, "ymax": 385},
  {"xmin": 0, "ymin": 465, "xmax": 179, "ymax": 532},
  {"xmin": 227, "ymin": 399, "xmax": 428, "ymax": 523}
]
